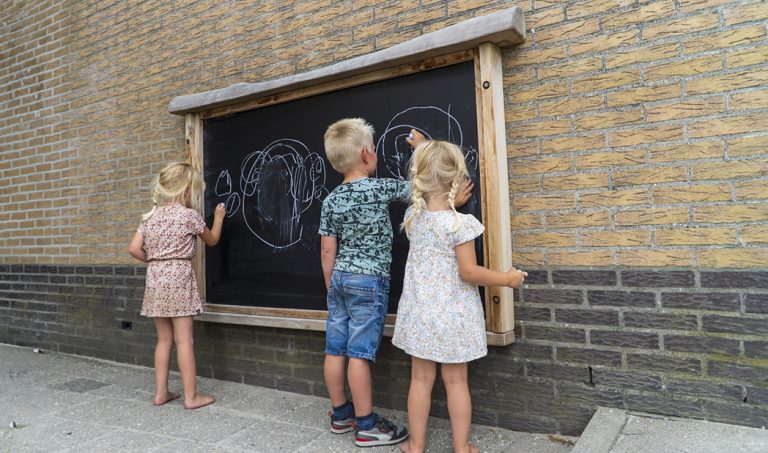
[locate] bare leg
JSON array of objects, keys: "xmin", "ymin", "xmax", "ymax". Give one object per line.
[
  {"xmin": 324, "ymin": 354, "xmax": 348, "ymax": 407},
  {"xmin": 442, "ymin": 362, "xmax": 476, "ymax": 453},
  {"xmin": 400, "ymin": 357, "xmax": 437, "ymax": 453},
  {"xmin": 347, "ymin": 358, "xmax": 372, "ymax": 417},
  {"xmin": 152, "ymin": 317, "xmax": 180, "ymax": 405},
  {"xmin": 172, "ymin": 316, "xmax": 214, "ymax": 409}
]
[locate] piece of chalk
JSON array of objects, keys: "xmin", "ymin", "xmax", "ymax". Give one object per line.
[
  {"xmin": 407, "ymin": 133, "xmax": 414, "ymax": 140},
  {"xmin": 32, "ymin": 348, "xmax": 40, "ymax": 353},
  {"xmin": 10, "ymin": 421, "xmax": 16, "ymax": 428}
]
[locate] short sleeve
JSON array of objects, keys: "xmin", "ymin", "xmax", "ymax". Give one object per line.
[
  {"xmin": 318, "ymin": 201, "xmax": 337, "ymax": 237},
  {"xmin": 379, "ymin": 178, "xmax": 411, "ymax": 201},
  {"xmin": 187, "ymin": 209, "xmax": 206, "ymax": 235},
  {"xmin": 450, "ymin": 214, "xmax": 485, "ymax": 248},
  {"xmin": 136, "ymin": 222, "xmax": 145, "ymax": 237}
]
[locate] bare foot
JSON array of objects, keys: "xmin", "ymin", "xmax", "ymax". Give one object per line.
[
  {"xmin": 153, "ymin": 391, "xmax": 180, "ymax": 406},
  {"xmin": 183, "ymin": 393, "xmax": 215, "ymax": 410},
  {"xmin": 454, "ymin": 443, "xmax": 479, "ymax": 453},
  {"xmin": 400, "ymin": 441, "xmax": 422, "ymax": 453}
]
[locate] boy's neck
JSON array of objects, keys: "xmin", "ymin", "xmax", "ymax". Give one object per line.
[{"xmin": 343, "ymin": 168, "xmax": 371, "ymax": 183}]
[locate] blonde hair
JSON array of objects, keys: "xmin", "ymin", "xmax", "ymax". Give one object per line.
[
  {"xmin": 324, "ymin": 118, "xmax": 375, "ymax": 173},
  {"xmin": 141, "ymin": 162, "xmax": 203, "ymax": 221},
  {"xmin": 402, "ymin": 140, "xmax": 468, "ymax": 236}
]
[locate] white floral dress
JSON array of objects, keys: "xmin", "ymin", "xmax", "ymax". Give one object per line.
[{"xmin": 392, "ymin": 208, "xmax": 487, "ymax": 363}]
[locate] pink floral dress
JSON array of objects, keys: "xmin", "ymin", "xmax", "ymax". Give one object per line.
[
  {"xmin": 392, "ymin": 208, "xmax": 487, "ymax": 363},
  {"xmin": 137, "ymin": 203, "xmax": 205, "ymax": 317}
]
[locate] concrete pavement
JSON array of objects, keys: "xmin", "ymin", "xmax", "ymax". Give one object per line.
[
  {"xmin": 572, "ymin": 407, "xmax": 768, "ymax": 453},
  {"xmin": 5, "ymin": 343, "xmax": 768, "ymax": 452},
  {"xmin": 0, "ymin": 344, "xmax": 576, "ymax": 452}
]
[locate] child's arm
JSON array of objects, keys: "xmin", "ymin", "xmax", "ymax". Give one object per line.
[
  {"xmin": 455, "ymin": 240, "xmax": 527, "ymax": 288},
  {"xmin": 320, "ymin": 236, "xmax": 337, "ymax": 290},
  {"xmin": 128, "ymin": 232, "xmax": 147, "ymax": 263},
  {"xmin": 199, "ymin": 203, "xmax": 226, "ymax": 246}
]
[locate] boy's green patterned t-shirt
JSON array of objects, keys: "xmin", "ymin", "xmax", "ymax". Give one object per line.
[{"xmin": 318, "ymin": 178, "xmax": 410, "ymax": 278}]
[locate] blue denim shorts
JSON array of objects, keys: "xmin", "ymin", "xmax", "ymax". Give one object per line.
[{"xmin": 325, "ymin": 270, "xmax": 389, "ymax": 362}]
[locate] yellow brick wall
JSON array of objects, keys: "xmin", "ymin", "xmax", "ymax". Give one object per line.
[
  {"xmin": 507, "ymin": 0, "xmax": 768, "ymax": 268},
  {"xmin": 1, "ymin": 0, "xmax": 767, "ymax": 268}
]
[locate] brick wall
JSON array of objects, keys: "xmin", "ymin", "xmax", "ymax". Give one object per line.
[
  {"xmin": 506, "ymin": 0, "xmax": 768, "ymax": 269},
  {"xmin": 2, "ymin": 0, "xmax": 768, "ymax": 436}
]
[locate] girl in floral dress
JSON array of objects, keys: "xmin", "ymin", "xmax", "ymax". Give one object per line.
[
  {"xmin": 392, "ymin": 132, "xmax": 527, "ymax": 453},
  {"xmin": 128, "ymin": 162, "xmax": 225, "ymax": 410}
]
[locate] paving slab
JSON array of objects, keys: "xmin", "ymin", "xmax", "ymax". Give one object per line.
[
  {"xmin": 0, "ymin": 343, "xmax": 576, "ymax": 452},
  {"xmin": 573, "ymin": 407, "xmax": 768, "ymax": 453},
  {"xmin": 613, "ymin": 413, "xmax": 768, "ymax": 453}
]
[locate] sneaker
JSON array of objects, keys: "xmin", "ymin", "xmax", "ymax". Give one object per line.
[
  {"xmin": 328, "ymin": 410, "xmax": 355, "ymax": 434},
  {"xmin": 354, "ymin": 416, "xmax": 409, "ymax": 447}
]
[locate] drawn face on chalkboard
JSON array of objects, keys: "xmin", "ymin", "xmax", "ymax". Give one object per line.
[
  {"xmin": 212, "ymin": 139, "xmax": 327, "ymax": 250},
  {"xmin": 375, "ymin": 106, "xmax": 470, "ymax": 181}
]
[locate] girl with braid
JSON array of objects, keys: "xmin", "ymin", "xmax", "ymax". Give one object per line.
[
  {"xmin": 128, "ymin": 162, "xmax": 225, "ymax": 409},
  {"xmin": 392, "ymin": 131, "xmax": 527, "ymax": 453}
]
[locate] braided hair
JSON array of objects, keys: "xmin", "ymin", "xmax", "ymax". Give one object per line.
[{"xmin": 401, "ymin": 140, "xmax": 469, "ymax": 236}]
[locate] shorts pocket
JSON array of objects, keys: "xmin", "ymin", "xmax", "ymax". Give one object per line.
[{"xmin": 343, "ymin": 284, "xmax": 375, "ymax": 324}]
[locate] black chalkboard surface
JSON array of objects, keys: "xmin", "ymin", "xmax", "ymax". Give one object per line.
[{"xmin": 203, "ymin": 61, "xmax": 481, "ymax": 314}]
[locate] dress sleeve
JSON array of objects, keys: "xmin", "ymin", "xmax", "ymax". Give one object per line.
[
  {"xmin": 450, "ymin": 214, "xmax": 485, "ymax": 247},
  {"xmin": 136, "ymin": 222, "xmax": 145, "ymax": 237},
  {"xmin": 318, "ymin": 201, "xmax": 337, "ymax": 237},
  {"xmin": 188, "ymin": 209, "xmax": 206, "ymax": 235}
]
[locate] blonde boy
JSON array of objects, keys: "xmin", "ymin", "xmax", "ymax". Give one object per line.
[{"xmin": 318, "ymin": 118, "xmax": 410, "ymax": 447}]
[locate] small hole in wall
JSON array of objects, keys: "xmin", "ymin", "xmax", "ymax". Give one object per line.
[
  {"xmin": 121, "ymin": 321, "xmax": 133, "ymax": 330},
  {"xmin": 743, "ymin": 396, "xmax": 748, "ymax": 403},
  {"xmin": 587, "ymin": 366, "xmax": 595, "ymax": 387}
]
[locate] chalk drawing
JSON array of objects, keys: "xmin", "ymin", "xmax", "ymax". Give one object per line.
[
  {"xmin": 375, "ymin": 106, "xmax": 478, "ymax": 180},
  {"xmin": 215, "ymin": 139, "xmax": 327, "ymax": 249},
  {"xmin": 212, "ymin": 107, "xmax": 477, "ymax": 250}
]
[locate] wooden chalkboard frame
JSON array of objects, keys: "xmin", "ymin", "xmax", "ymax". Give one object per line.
[{"xmin": 173, "ymin": 8, "xmax": 525, "ymax": 346}]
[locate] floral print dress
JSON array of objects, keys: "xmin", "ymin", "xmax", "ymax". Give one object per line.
[
  {"xmin": 392, "ymin": 208, "xmax": 487, "ymax": 363},
  {"xmin": 137, "ymin": 203, "xmax": 206, "ymax": 317}
]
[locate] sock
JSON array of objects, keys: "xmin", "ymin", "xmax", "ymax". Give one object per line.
[
  {"xmin": 355, "ymin": 412, "xmax": 377, "ymax": 430},
  {"xmin": 332, "ymin": 400, "xmax": 354, "ymax": 419}
]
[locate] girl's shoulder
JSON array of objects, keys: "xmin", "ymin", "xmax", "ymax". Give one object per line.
[
  {"xmin": 449, "ymin": 213, "xmax": 484, "ymax": 246},
  {"xmin": 159, "ymin": 204, "xmax": 205, "ymax": 227},
  {"xmin": 458, "ymin": 212, "xmax": 484, "ymax": 229},
  {"xmin": 180, "ymin": 205, "xmax": 201, "ymax": 216},
  {"xmin": 165, "ymin": 203, "xmax": 200, "ymax": 217},
  {"xmin": 457, "ymin": 212, "xmax": 482, "ymax": 224}
]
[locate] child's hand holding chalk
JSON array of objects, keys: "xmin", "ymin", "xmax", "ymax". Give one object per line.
[
  {"xmin": 405, "ymin": 129, "xmax": 426, "ymax": 148},
  {"xmin": 214, "ymin": 202, "xmax": 226, "ymax": 221}
]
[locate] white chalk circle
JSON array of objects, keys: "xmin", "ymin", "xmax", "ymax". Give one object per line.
[
  {"xmin": 239, "ymin": 139, "xmax": 327, "ymax": 249},
  {"xmin": 376, "ymin": 106, "xmax": 467, "ymax": 180}
]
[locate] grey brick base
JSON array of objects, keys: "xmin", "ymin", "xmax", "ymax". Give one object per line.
[{"xmin": 2, "ymin": 264, "xmax": 768, "ymax": 435}]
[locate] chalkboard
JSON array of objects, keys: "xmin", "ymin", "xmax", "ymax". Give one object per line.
[{"xmin": 203, "ymin": 61, "xmax": 482, "ymax": 314}]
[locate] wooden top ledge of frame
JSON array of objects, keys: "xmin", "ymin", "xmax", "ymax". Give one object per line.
[{"xmin": 168, "ymin": 7, "xmax": 525, "ymax": 115}]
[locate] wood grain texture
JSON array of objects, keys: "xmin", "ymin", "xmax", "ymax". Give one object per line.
[{"xmin": 476, "ymin": 43, "xmax": 514, "ymax": 334}]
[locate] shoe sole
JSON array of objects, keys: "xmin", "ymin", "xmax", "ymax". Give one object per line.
[
  {"xmin": 354, "ymin": 434, "xmax": 409, "ymax": 447},
  {"xmin": 331, "ymin": 426, "xmax": 354, "ymax": 434}
]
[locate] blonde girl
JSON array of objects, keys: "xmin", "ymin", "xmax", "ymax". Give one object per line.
[
  {"xmin": 128, "ymin": 162, "xmax": 226, "ymax": 410},
  {"xmin": 392, "ymin": 131, "xmax": 526, "ymax": 453}
]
